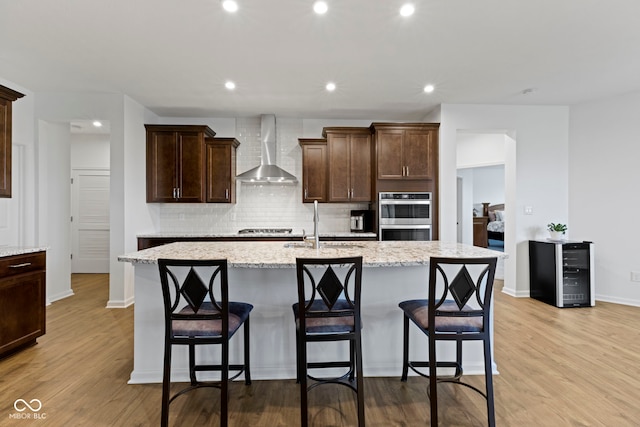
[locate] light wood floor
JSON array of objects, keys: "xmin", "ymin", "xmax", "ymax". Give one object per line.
[{"xmin": 1, "ymin": 274, "xmax": 640, "ymax": 426}]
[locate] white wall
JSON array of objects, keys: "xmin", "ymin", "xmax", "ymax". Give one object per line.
[
  {"xmin": 440, "ymin": 104, "xmax": 570, "ymax": 297},
  {"xmin": 70, "ymin": 133, "xmax": 110, "ymax": 168},
  {"xmin": 38, "ymin": 121, "xmax": 73, "ymax": 302},
  {"xmin": 473, "ymin": 165, "xmax": 505, "ymax": 208},
  {"xmin": 569, "ymin": 91, "xmax": 640, "ymax": 306}
]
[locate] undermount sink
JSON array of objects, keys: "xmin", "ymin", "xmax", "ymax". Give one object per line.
[{"xmin": 283, "ymin": 242, "xmax": 365, "ymax": 249}]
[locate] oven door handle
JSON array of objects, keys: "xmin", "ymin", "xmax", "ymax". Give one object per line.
[
  {"xmin": 379, "ymin": 224, "xmax": 432, "ymax": 229},
  {"xmin": 379, "ymin": 200, "xmax": 431, "ymax": 205}
]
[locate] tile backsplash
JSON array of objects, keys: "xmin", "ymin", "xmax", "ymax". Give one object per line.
[{"xmin": 150, "ymin": 117, "xmax": 369, "ymax": 234}]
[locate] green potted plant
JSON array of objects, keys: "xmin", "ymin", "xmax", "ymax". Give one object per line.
[{"xmin": 547, "ymin": 223, "xmax": 567, "ymax": 240}]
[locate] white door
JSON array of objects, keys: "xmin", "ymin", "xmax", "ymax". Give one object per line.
[{"xmin": 71, "ymin": 169, "xmax": 110, "ymax": 273}]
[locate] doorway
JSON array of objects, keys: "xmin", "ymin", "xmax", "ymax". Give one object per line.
[{"xmin": 69, "ymin": 121, "xmax": 111, "ymax": 274}]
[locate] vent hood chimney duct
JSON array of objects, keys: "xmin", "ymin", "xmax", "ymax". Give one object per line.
[{"xmin": 236, "ymin": 114, "xmax": 297, "ymax": 183}]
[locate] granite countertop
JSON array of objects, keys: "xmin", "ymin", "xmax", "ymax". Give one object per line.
[
  {"xmin": 137, "ymin": 231, "xmax": 377, "ymax": 239},
  {"xmin": 118, "ymin": 240, "xmax": 506, "ymax": 268},
  {"xmin": 0, "ymin": 246, "xmax": 48, "ymax": 258}
]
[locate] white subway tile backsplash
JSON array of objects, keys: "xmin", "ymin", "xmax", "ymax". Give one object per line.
[{"xmin": 152, "ymin": 117, "xmax": 369, "ymax": 234}]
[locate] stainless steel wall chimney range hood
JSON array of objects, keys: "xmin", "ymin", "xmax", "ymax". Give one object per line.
[{"xmin": 236, "ymin": 114, "xmax": 297, "ymax": 183}]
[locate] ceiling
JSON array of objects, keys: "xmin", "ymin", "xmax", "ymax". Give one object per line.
[{"xmin": 1, "ymin": 0, "xmax": 639, "ymax": 121}]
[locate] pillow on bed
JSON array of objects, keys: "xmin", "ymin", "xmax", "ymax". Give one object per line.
[
  {"xmin": 488, "ymin": 211, "xmax": 496, "ymax": 222},
  {"xmin": 494, "ymin": 210, "xmax": 504, "ymax": 221}
]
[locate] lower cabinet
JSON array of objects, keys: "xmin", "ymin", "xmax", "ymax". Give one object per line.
[{"xmin": 0, "ymin": 251, "xmax": 46, "ymax": 358}]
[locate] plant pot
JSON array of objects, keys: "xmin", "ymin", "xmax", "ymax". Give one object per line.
[{"xmin": 549, "ymin": 230, "xmax": 563, "ymax": 240}]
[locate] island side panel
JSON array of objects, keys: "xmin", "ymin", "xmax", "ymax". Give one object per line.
[{"xmin": 128, "ymin": 263, "xmax": 495, "ymax": 383}]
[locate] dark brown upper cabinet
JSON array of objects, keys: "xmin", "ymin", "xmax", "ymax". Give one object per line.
[
  {"xmin": 0, "ymin": 85, "xmax": 25, "ymax": 198},
  {"xmin": 205, "ymin": 137, "xmax": 239, "ymax": 203},
  {"xmin": 371, "ymin": 123, "xmax": 438, "ymax": 181},
  {"xmin": 323, "ymin": 127, "xmax": 372, "ymax": 202},
  {"xmin": 299, "ymin": 138, "xmax": 328, "ymax": 203},
  {"xmin": 145, "ymin": 124, "xmax": 215, "ymax": 203}
]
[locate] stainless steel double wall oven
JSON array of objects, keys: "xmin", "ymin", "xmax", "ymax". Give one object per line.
[{"xmin": 378, "ymin": 192, "xmax": 432, "ymax": 241}]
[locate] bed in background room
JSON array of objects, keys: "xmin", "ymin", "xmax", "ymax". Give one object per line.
[{"xmin": 487, "ymin": 203, "xmax": 505, "ymax": 243}]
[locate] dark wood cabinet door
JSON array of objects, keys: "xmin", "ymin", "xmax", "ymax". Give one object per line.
[
  {"xmin": 349, "ymin": 133, "xmax": 371, "ymax": 201},
  {"xmin": 206, "ymin": 138, "xmax": 238, "ymax": 203},
  {"xmin": 177, "ymin": 131, "xmax": 205, "ymax": 202},
  {"xmin": 328, "ymin": 133, "xmax": 351, "ymax": 202},
  {"xmin": 0, "ymin": 252, "xmax": 46, "ymax": 358},
  {"xmin": 404, "ymin": 129, "xmax": 433, "ymax": 179},
  {"xmin": 376, "ymin": 130, "xmax": 404, "ymax": 179},
  {"xmin": 0, "ymin": 99, "xmax": 10, "ymax": 198},
  {"xmin": 146, "ymin": 125, "xmax": 212, "ymax": 203},
  {"xmin": 0, "ymin": 85, "xmax": 23, "ymax": 199},
  {"xmin": 301, "ymin": 143, "xmax": 327, "ymax": 202},
  {"xmin": 146, "ymin": 130, "xmax": 179, "ymax": 202}
]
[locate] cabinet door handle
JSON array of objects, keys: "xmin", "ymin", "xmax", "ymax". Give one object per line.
[
  {"xmin": 178, "ymin": 188, "xmax": 181, "ymax": 199},
  {"xmin": 304, "ymin": 188, "xmax": 308, "ymax": 199},
  {"xmin": 173, "ymin": 188, "xmax": 177, "ymax": 198},
  {"xmin": 225, "ymin": 189, "xmax": 229, "ymax": 200},
  {"xmin": 406, "ymin": 166, "xmax": 409, "ymax": 176},
  {"xmin": 9, "ymin": 262, "xmax": 32, "ymax": 268}
]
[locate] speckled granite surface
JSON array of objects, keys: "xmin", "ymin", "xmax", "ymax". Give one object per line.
[
  {"xmin": 118, "ymin": 241, "xmax": 506, "ymax": 268},
  {"xmin": 136, "ymin": 231, "xmax": 377, "ymax": 239},
  {"xmin": 0, "ymin": 246, "xmax": 47, "ymax": 258}
]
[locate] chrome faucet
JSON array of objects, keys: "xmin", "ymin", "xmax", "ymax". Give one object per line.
[{"xmin": 304, "ymin": 200, "xmax": 320, "ymax": 249}]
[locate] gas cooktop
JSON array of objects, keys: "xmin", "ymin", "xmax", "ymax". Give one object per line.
[{"xmin": 237, "ymin": 228, "xmax": 293, "ymax": 234}]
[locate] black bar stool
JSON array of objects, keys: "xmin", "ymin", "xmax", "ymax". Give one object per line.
[
  {"xmin": 158, "ymin": 258, "xmax": 252, "ymax": 427},
  {"xmin": 292, "ymin": 256, "xmax": 365, "ymax": 427},
  {"xmin": 399, "ymin": 256, "xmax": 498, "ymax": 427}
]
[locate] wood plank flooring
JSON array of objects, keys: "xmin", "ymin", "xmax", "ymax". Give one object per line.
[{"xmin": 1, "ymin": 274, "xmax": 639, "ymax": 426}]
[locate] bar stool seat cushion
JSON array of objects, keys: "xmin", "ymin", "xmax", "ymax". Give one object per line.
[
  {"xmin": 292, "ymin": 299, "xmax": 355, "ymax": 334},
  {"xmin": 173, "ymin": 302, "xmax": 254, "ymax": 337},
  {"xmin": 399, "ymin": 299, "xmax": 483, "ymax": 333}
]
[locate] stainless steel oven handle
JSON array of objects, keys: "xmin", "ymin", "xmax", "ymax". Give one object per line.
[
  {"xmin": 379, "ymin": 224, "xmax": 431, "ymax": 229},
  {"xmin": 379, "ymin": 200, "xmax": 431, "ymax": 205}
]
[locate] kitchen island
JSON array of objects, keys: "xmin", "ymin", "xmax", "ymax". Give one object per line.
[{"xmin": 118, "ymin": 240, "xmax": 505, "ymax": 383}]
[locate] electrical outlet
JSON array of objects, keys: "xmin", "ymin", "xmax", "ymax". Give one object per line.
[
  {"xmin": 524, "ymin": 206, "xmax": 533, "ymax": 215},
  {"xmin": 631, "ymin": 271, "xmax": 640, "ymax": 282}
]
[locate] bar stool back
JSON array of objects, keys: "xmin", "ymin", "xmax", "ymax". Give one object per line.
[
  {"xmin": 158, "ymin": 258, "xmax": 252, "ymax": 427},
  {"xmin": 399, "ymin": 256, "xmax": 498, "ymax": 426},
  {"xmin": 293, "ymin": 256, "xmax": 364, "ymax": 427}
]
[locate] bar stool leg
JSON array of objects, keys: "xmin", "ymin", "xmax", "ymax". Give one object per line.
[
  {"xmin": 484, "ymin": 338, "xmax": 496, "ymax": 427},
  {"xmin": 243, "ymin": 317, "xmax": 252, "ymax": 385},
  {"xmin": 401, "ymin": 314, "xmax": 410, "ymax": 381},
  {"xmin": 161, "ymin": 343, "xmax": 171, "ymax": 427}
]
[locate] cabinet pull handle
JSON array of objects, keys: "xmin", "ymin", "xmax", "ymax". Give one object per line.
[
  {"xmin": 304, "ymin": 188, "xmax": 308, "ymax": 199},
  {"xmin": 9, "ymin": 263, "xmax": 32, "ymax": 268},
  {"xmin": 173, "ymin": 188, "xmax": 176, "ymax": 198},
  {"xmin": 406, "ymin": 166, "xmax": 409, "ymax": 176},
  {"xmin": 177, "ymin": 188, "xmax": 181, "ymax": 198},
  {"xmin": 225, "ymin": 189, "xmax": 229, "ymax": 200}
]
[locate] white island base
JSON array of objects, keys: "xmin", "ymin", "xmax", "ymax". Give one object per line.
[{"xmin": 120, "ymin": 241, "xmax": 503, "ymax": 384}]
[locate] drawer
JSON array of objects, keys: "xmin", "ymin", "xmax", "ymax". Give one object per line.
[{"xmin": 0, "ymin": 252, "xmax": 46, "ymax": 278}]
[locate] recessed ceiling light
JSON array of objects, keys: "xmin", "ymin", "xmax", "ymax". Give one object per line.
[
  {"xmin": 225, "ymin": 81, "xmax": 236, "ymax": 90},
  {"xmin": 423, "ymin": 84, "xmax": 435, "ymax": 93},
  {"xmin": 92, "ymin": 120, "xmax": 103, "ymax": 127},
  {"xmin": 313, "ymin": 1, "xmax": 328, "ymax": 15},
  {"xmin": 222, "ymin": 0, "xmax": 238, "ymax": 13},
  {"xmin": 400, "ymin": 4, "xmax": 415, "ymax": 17},
  {"xmin": 325, "ymin": 82, "xmax": 336, "ymax": 92}
]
